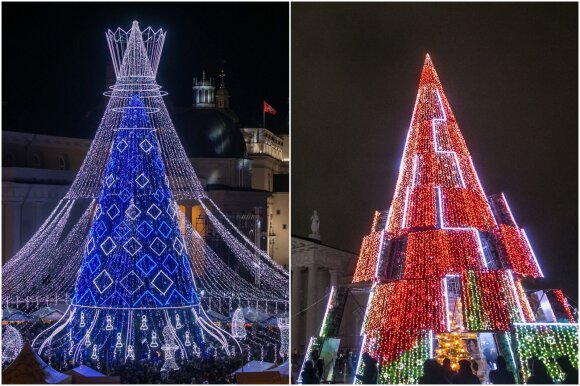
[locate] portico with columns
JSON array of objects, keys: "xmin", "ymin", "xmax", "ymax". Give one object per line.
[{"xmin": 291, "ymin": 235, "xmax": 363, "ymax": 354}]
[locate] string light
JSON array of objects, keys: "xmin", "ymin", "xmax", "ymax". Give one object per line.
[
  {"xmin": 231, "ymin": 307, "xmax": 247, "ymax": 339},
  {"xmin": 353, "ymin": 230, "xmax": 385, "ymax": 283},
  {"xmin": 549, "ymin": 290, "xmax": 575, "ymax": 323},
  {"xmin": 2, "ymin": 326, "xmax": 23, "ymax": 363},
  {"xmin": 351, "ymin": 54, "xmax": 575, "ymax": 384},
  {"xmin": 513, "ymin": 323, "xmax": 579, "ymax": 383},
  {"xmin": 277, "ymin": 316, "xmax": 289, "ymax": 358},
  {"xmin": 498, "ymin": 224, "xmax": 543, "ymax": 277},
  {"xmin": 0, "ymin": 21, "xmax": 287, "ymax": 369}
]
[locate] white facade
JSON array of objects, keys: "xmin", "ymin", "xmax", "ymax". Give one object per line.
[
  {"xmin": 242, "ymin": 127, "xmax": 290, "ymax": 266},
  {"xmin": 291, "ymin": 236, "xmax": 368, "ymax": 355}
]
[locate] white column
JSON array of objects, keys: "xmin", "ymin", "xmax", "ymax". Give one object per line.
[
  {"xmin": 306, "ymin": 263, "xmax": 319, "ymax": 339},
  {"xmin": 291, "ymin": 268, "xmax": 303, "ymax": 352},
  {"xmin": 329, "ymin": 269, "xmax": 339, "ymax": 288}
]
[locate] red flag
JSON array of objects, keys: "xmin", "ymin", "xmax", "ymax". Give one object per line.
[{"xmin": 263, "ymin": 101, "xmax": 277, "ymax": 115}]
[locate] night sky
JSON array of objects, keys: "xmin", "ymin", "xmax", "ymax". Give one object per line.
[
  {"xmin": 2, "ymin": 2, "xmax": 289, "ymax": 137},
  {"xmin": 292, "ymin": 3, "xmax": 578, "ymax": 301}
]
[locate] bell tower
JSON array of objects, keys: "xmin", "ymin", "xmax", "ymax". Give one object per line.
[
  {"xmin": 192, "ymin": 71, "xmax": 215, "ymax": 108},
  {"xmin": 215, "ymin": 69, "xmax": 230, "ymax": 109}
]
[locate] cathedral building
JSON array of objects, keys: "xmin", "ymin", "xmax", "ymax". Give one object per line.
[{"xmin": 2, "ymin": 70, "xmax": 289, "ymax": 268}]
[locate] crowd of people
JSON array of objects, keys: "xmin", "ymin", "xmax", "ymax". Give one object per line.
[
  {"xmin": 107, "ymin": 356, "xmax": 243, "ymax": 384},
  {"xmin": 298, "ymin": 348, "xmax": 578, "ymax": 385},
  {"xmin": 3, "ymin": 321, "xmax": 286, "ymax": 384},
  {"xmin": 417, "ymin": 355, "xmax": 578, "ymax": 385},
  {"xmin": 46, "ymin": 349, "xmax": 283, "ymax": 384}
]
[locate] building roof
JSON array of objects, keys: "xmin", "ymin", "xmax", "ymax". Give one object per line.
[{"xmin": 2, "ymin": 341, "xmax": 71, "ymax": 384}]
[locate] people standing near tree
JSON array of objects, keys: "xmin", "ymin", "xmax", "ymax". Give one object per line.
[
  {"xmin": 347, "ymin": 350, "xmax": 355, "ymax": 374},
  {"xmin": 310, "ymin": 349, "xmax": 325, "ymax": 381},
  {"xmin": 527, "ymin": 358, "xmax": 554, "ymax": 384},
  {"xmin": 441, "ymin": 358, "xmax": 456, "ymax": 382},
  {"xmin": 451, "ymin": 360, "xmax": 481, "ymax": 384},
  {"xmin": 355, "ymin": 352, "xmax": 378, "ymax": 384},
  {"xmin": 556, "ymin": 356, "xmax": 578, "ymax": 384},
  {"xmin": 301, "ymin": 360, "xmax": 320, "ymax": 384},
  {"xmin": 489, "ymin": 356, "xmax": 515, "ymax": 384},
  {"xmin": 419, "ymin": 359, "xmax": 449, "ymax": 384}
]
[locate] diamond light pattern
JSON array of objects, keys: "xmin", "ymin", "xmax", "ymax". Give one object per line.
[
  {"xmin": 93, "ymin": 270, "xmax": 114, "ymax": 293},
  {"xmin": 119, "ymin": 271, "xmax": 145, "ymax": 295},
  {"xmin": 123, "ymin": 237, "xmax": 142, "ymax": 256},
  {"xmin": 72, "ymin": 93, "xmax": 200, "ymax": 311},
  {"xmin": 5, "ymin": 21, "xmax": 287, "ymax": 367},
  {"xmin": 146, "ymin": 204, "xmax": 162, "ymax": 219},
  {"xmin": 136, "ymin": 254, "xmax": 157, "ymax": 276},
  {"xmin": 151, "ymin": 271, "xmax": 174, "ymax": 295}
]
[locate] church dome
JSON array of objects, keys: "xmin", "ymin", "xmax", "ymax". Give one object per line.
[{"xmin": 174, "ymin": 107, "xmax": 248, "ymax": 159}]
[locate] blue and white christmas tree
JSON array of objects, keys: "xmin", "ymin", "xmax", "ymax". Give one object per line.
[
  {"xmin": 31, "ymin": 23, "xmax": 238, "ymax": 366},
  {"xmin": 6, "ymin": 21, "xmax": 288, "ymax": 368},
  {"xmin": 74, "ymin": 93, "xmax": 198, "ymax": 309},
  {"xmin": 61, "ymin": 93, "xmax": 207, "ymax": 363}
]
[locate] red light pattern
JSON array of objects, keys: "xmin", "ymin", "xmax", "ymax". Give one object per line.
[
  {"xmin": 461, "ymin": 270, "xmax": 514, "ymax": 331},
  {"xmin": 403, "ymin": 230, "xmax": 483, "ymax": 279},
  {"xmin": 499, "ymin": 224, "xmax": 542, "ymax": 278},
  {"xmin": 552, "ymin": 289, "xmax": 575, "ymax": 323},
  {"xmin": 440, "ymin": 188, "xmax": 495, "ymax": 230},
  {"xmin": 353, "ymin": 231, "xmax": 383, "ymax": 283},
  {"xmin": 405, "ymin": 186, "xmax": 437, "ymax": 229},
  {"xmin": 364, "ymin": 280, "xmax": 446, "ymax": 334},
  {"xmin": 385, "ymin": 55, "xmax": 495, "ymax": 236},
  {"xmin": 352, "ymin": 55, "xmax": 560, "ymax": 378},
  {"xmin": 514, "ymin": 278, "xmax": 536, "ymax": 322},
  {"xmin": 376, "ymin": 329, "xmax": 429, "ymax": 364}
]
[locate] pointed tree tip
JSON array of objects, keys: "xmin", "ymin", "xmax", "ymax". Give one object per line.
[{"xmin": 424, "ymin": 53, "xmax": 433, "ymax": 66}]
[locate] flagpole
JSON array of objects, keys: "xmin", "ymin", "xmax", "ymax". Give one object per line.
[{"xmin": 262, "ymin": 102, "xmax": 265, "ymax": 129}]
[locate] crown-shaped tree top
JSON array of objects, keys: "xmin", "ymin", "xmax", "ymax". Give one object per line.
[
  {"xmin": 107, "ymin": 21, "xmax": 166, "ymax": 79},
  {"xmin": 385, "ymin": 54, "xmax": 496, "ymax": 236}
]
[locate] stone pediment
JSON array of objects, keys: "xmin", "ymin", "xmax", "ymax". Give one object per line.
[{"xmin": 291, "ymin": 235, "xmax": 355, "ymax": 270}]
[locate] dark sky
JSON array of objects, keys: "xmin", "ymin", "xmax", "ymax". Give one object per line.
[
  {"xmin": 292, "ymin": 3, "xmax": 578, "ymax": 301},
  {"xmin": 2, "ymin": 2, "xmax": 289, "ymax": 137}
]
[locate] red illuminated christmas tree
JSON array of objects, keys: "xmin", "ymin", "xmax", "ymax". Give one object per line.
[{"xmin": 351, "ymin": 54, "xmax": 552, "ymax": 383}]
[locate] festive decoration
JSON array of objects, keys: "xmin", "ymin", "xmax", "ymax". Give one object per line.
[
  {"xmin": 2, "ymin": 326, "xmax": 23, "ymax": 363},
  {"xmin": 378, "ymin": 331, "xmax": 432, "ymax": 384},
  {"xmin": 231, "ymin": 308, "xmax": 247, "ymax": 339},
  {"xmin": 434, "ymin": 331, "xmax": 472, "ymax": 371},
  {"xmin": 498, "ymin": 225, "xmax": 543, "ymax": 277},
  {"xmin": 514, "ymin": 278, "xmax": 536, "ymax": 323},
  {"xmin": 513, "ymin": 323, "xmax": 579, "ymax": 383},
  {"xmin": 353, "ymin": 213, "xmax": 385, "ymax": 283},
  {"xmin": 277, "ymin": 316, "xmax": 289, "ymax": 358},
  {"xmin": 363, "ymin": 280, "xmax": 446, "ymax": 334},
  {"xmin": 403, "ymin": 230, "xmax": 484, "ymax": 279},
  {"xmin": 547, "ymin": 290, "xmax": 575, "ymax": 323},
  {"xmin": 0, "ymin": 20, "xmax": 287, "ymax": 368},
  {"xmin": 2, "ymin": 20, "xmax": 288, "ymax": 305},
  {"xmin": 350, "ymin": 54, "xmax": 575, "ymax": 384},
  {"xmin": 160, "ymin": 325, "xmax": 180, "ymax": 372}
]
